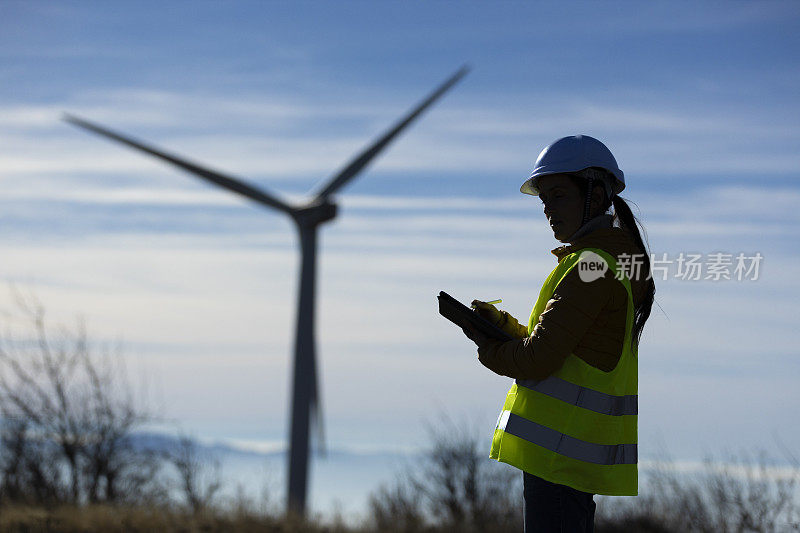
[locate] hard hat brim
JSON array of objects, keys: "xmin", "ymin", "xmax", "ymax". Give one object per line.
[{"xmin": 520, "ymin": 168, "xmax": 625, "ymax": 196}]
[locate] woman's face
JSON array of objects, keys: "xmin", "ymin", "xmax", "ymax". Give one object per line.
[{"xmin": 536, "ymin": 173, "xmax": 585, "ymax": 242}]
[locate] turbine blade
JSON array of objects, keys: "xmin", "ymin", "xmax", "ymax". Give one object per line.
[
  {"xmin": 63, "ymin": 114, "xmax": 295, "ymax": 215},
  {"xmin": 312, "ymin": 65, "xmax": 469, "ymax": 200}
]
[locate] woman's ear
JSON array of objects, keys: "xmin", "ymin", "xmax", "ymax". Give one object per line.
[{"xmin": 590, "ymin": 183, "xmax": 607, "ymax": 216}]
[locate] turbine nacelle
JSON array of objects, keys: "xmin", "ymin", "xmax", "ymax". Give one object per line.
[{"xmin": 292, "ymin": 200, "xmax": 337, "ymax": 228}]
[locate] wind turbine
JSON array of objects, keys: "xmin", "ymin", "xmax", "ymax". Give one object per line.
[{"xmin": 63, "ymin": 66, "xmax": 468, "ymax": 515}]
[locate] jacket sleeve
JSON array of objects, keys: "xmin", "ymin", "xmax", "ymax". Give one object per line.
[{"xmin": 477, "ymin": 266, "xmax": 616, "ymax": 380}]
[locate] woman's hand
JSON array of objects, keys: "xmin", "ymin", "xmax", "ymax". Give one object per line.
[
  {"xmin": 462, "ymin": 321, "xmax": 490, "ymax": 347},
  {"xmin": 471, "ymin": 300, "xmax": 503, "ymax": 326}
]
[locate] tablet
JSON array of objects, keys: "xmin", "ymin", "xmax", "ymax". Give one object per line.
[{"xmin": 437, "ymin": 291, "xmax": 514, "ymax": 342}]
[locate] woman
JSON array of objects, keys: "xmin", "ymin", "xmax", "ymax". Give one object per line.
[{"xmin": 462, "ymin": 135, "xmax": 655, "ymax": 532}]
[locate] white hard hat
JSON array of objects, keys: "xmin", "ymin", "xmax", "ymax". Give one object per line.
[{"xmin": 520, "ymin": 135, "xmax": 625, "ymax": 197}]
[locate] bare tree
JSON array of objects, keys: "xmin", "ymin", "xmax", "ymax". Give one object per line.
[
  {"xmin": 169, "ymin": 434, "xmax": 222, "ymax": 514},
  {"xmin": 370, "ymin": 474, "xmax": 428, "ymax": 533},
  {"xmin": 595, "ymin": 445, "xmax": 800, "ymax": 533},
  {"xmin": 368, "ymin": 418, "xmax": 522, "ymax": 533},
  {"xmin": 0, "ymin": 415, "xmax": 66, "ymax": 505},
  {"xmin": 0, "ymin": 290, "xmax": 162, "ymax": 506}
]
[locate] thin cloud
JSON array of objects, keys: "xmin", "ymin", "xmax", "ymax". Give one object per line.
[{"xmin": 3, "ymin": 81, "xmax": 799, "ymax": 179}]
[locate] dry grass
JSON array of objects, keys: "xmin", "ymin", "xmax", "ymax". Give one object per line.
[
  {"xmin": 0, "ymin": 504, "xmax": 358, "ymax": 533},
  {"xmin": 3, "ymin": 449, "xmax": 800, "ymax": 533}
]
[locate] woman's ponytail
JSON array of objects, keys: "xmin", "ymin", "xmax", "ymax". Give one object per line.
[{"xmin": 611, "ymin": 195, "xmax": 655, "ymax": 347}]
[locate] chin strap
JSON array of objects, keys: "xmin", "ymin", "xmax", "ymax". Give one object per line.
[
  {"xmin": 580, "ymin": 168, "xmax": 614, "ymax": 226},
  {"xmin": 581, "ymin": 176, "xmax": 594, "ymax": 226}
]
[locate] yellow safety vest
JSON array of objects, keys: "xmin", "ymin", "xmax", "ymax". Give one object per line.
[{"xmin": 489, "ymin": 247, "xmax": 638, "ymax": 496}]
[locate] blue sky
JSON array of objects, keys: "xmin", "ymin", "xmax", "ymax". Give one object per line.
[{"xmin": 2, "ymin": 0, "xmax": 800, "ymax": 499}]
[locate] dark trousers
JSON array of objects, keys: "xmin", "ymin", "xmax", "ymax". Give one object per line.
[{"xmin": 523, "ymin": 472, "xmax": 596, "ymax": 533}]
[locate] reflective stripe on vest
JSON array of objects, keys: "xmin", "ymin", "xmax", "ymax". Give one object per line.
[
  {"xmin": 517, "ymin": 376, "xmax": 638, "ymax": 416},
  {"xmin": 489, "ymin": 246, "xmax": 639, "ymax": 496},
  {"xmin": 497, "ymin": 410, "xmax": 638, "ymax": 465}
]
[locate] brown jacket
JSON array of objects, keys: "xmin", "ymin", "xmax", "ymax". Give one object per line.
[{"xmin": 477, "ymin": 215, "xmax": 647, "ymax": 380}]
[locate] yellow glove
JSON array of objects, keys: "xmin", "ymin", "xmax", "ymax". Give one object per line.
[
  {"xmin": 472, "ymin": 301, "xmax": 528, "ymax": 339},
  {"xmin": 471, "ymin": 300, "xmax": 505, "ymax": 328}
]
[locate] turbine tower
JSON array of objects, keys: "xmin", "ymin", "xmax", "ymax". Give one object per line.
[{"xmin": 64, "ymin": 66, "xmax": 468, "ymax": 515}]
